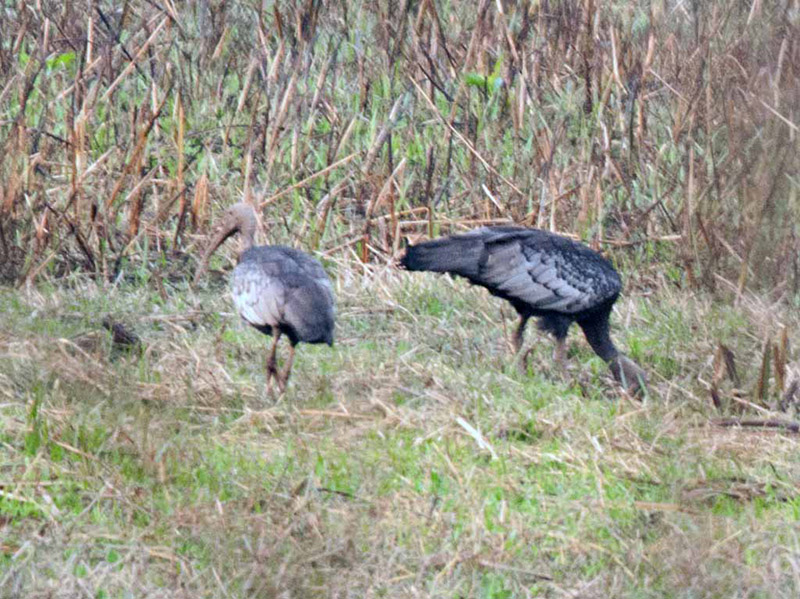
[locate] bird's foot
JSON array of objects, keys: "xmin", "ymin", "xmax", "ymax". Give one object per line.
[
  {"xmin": 276, "ymin": 369, "xmax": 291, "ymax": 394},
  {"xmin": 516, "ymin": 347, "xmax": 574, "ymax": 384},
  {"xmin": 263, "ymin": 366, "xmax": 290, "ymax": 397},
  {"xmin": 265, "ymin": 364, "xmax": 281, "ymax": 400},
  {"xmin": 267, "ymin": 356, "xmax": 278, "ymax": 376},
  {"xmin": 265, "ymin": 380, "xmax": 290, "ymax": 403},
  {"xmin": 517, "ymin": 348, "xmax": 535, "ymax": 375},
  {"xmin": 276, "ymin": 346, "xmax": 295, "ymax": 395}
]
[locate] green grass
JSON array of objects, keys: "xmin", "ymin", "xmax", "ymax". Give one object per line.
[
  {"xmin": 2, "ymin": 266, "xmax": 799, "ymax": 597},
  {"xmin": 1, "ymin": 1, "xmax": 799, "ymax": 594}
]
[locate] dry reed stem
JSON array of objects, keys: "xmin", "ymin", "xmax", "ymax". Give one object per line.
[
  {"xmin": 99, "ymin": 17, "xmax": 169, "ymax": 106},
  {"xmin": 259, "ymin": 152, "xmax": 359, "ymax": 208},
  {"xmin": 0, "ymin": 0, "xmax": 797, "ymax": 298},
  {"xmin": 410, "ymin": 77, "xmax": 524, "ymax": 198}
]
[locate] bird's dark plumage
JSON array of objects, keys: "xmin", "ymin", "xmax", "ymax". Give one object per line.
[{"xmin": 402, "ymin": 226, "xmax": 645, "ymax": 392}]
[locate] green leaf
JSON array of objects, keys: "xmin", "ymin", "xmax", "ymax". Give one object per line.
[
  {"xmin": 47, "ymin": 51, "xmax": 76, "ymax": 70},
  {"xmin": 464, "ymin": 73, "xmax": 487, "ymax": 88}
]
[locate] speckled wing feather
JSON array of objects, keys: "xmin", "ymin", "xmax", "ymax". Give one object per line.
[
  {"xmin": 473, "ymin": 227, "xmax": 621, "ymax": 314},
  {"xmin": 403, "ymin": 226, "xmax": 621, "ymax": 314},
  {"xmin": 461, "ymin": 227, "xmax": 618, "ymax": 314}
]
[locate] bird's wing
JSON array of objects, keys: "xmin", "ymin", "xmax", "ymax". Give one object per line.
[
  {"xmin": 232, "ymin": 247, "xmax": 336, "ymax": 343},
  {"xmin": 274, "ymin": 249, "xmax": 335, "ymax": 343},
  {"xmin": 477, "ymin": 233, "xmax": 616, "ymax": 313},
  {"xmin": 292, "ymin": 251, "xmax": 330, "ymax": 280},
  {"xmin": 283, "ymin": 279, "xmax": 336, "ymax": 344},
  {"xmin": 231, "ymin": 261, "xmax": 287, "ymax": 328}
]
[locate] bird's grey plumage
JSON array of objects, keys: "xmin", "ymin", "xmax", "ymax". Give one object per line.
[
  {"xmin": 403, "ymin": 226, "xmax": 620, "ymax": 315},
  {"xmin": 232, "ymin": 246, "xmax": 334, "ymax": 346},
  {"xmin": 195, "ymin": 202, "xmax": 335, "ymax": 394},
  {"xmin": 402, "ymin": 226, "xmax": 645, "ymax": 393}
]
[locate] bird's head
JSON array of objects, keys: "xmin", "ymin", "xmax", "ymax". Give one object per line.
[
  {"xmin": 609, "ymin": 354, "xmax": 647, "ymax": 396},
  {"xmin": 194, "ymin": 202, "xmax": 259, "ymax": 283}
]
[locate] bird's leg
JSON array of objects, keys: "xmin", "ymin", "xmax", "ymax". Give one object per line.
[
  {"xmin": 553, "ymin": 336, "xmax": 568, "ymax": 375},
  {"xmin": 265, "ymin": 331, "xmax": 281, "ymax": 396},
  {"xmin": 513, "ymin": 316, "xmax": 534, "ymax": 373},
  {"xmin": 277, "ymin": 343, "xmax": 296, "ymax": 393},
  {"xmin": 518, "ymin": 348, "xmax": 536, "ymax": 375},
  {"xmin": 512, "ymin": 315, "xmax": 529, "ymax": 355}
]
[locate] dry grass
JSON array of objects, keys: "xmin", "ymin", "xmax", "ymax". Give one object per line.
[
  {"xmin": 2, "ymin": 1, "xmax": 800, "ymax": 597},
  {"xmin": 2, "ymin": 260, "xmax": 800, "ymax": 597},
  {"xmin": 0, "ymin": 1, "xmax": 798, "ymax": 294}
]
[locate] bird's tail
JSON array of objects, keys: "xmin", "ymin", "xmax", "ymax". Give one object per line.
[{"xmin": 401, "ymin": 235, "xmax": 484, "ymax": 278}]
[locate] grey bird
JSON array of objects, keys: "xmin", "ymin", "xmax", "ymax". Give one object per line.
[
  {"xmin": 401, "ymin": 226, "xmax": 646, "ymax": 393},
  {"xmin": 195, "ymin": 203, "xmax": 335, "ymax": 394}
]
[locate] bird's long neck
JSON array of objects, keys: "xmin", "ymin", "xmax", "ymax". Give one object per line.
[
  {"xmin": 579, "ymin": 313, "xmax": 619, "ymax": 363},
  {"xmin": 579, "ymin": 307, "xmax": 646, "ymax": 392},
  {"xmin": 237, "ymin": 208, "xmax": 257, "ymax": 253},
  {"xmin": 194, "ymin": 204, "xmax": 260, "ymax": 282},
  {"xmin": 240, "ymin": 229, "xmax": 255, "ymax": 252}
]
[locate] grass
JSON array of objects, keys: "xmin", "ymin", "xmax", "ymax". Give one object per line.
[
  {"xmin": 1, "ymin": 1, "xmax": 800, "ymax": 596},
  {"xmin": 2, "ymin": 261, "xmax": 800, "ymax": 597},
  {"xmin": 2, "ymin": 1, "xmax": 799, "ymax": 293}
]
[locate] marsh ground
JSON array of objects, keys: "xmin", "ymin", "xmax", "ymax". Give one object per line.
[
  {"xmin": 2, "ymin": 260, "xmax": 799, "ymax": 598},
  {"xmin": 2, "ymin": 0, "xmax": 800, "ymax": 596}
]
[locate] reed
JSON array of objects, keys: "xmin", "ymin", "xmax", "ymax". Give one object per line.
[{"xmin": 0, "ymin": 1, "xmax": 795, "ymax": 297}]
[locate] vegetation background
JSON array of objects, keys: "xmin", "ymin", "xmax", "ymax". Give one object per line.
[{"xmin": 1, "ymin": 0, "xmax": 800, "ymax": 597}]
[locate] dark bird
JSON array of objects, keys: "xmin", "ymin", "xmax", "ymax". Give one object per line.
[
  {"xmin": 401, "ymin": 226, "xmax": 646, "ymax": 392},
  {"xmin": 194, "ymin": 203, "xmax": 335, "ymax": 394},
  {"xmin": 101, "ymin": 317, "xmax": 141, "ymax": 351}
]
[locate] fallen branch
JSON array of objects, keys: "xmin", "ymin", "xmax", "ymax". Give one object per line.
[{"xmin": 711, "ymin": 418, "xmax": 800, "ymax": 434}]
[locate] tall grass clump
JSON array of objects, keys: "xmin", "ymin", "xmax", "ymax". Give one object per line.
[{"xmin": 1, "ymin": 1, "xmax": 798, "ymax": 296}]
